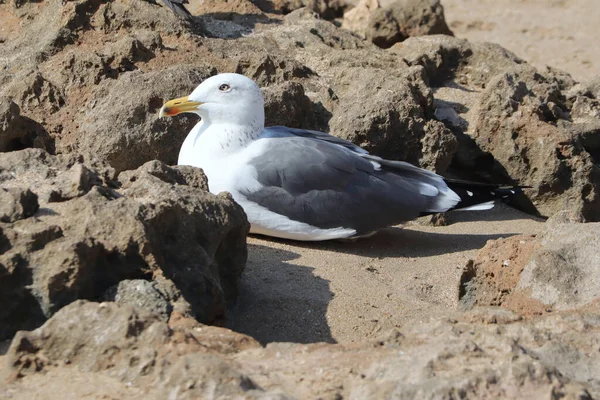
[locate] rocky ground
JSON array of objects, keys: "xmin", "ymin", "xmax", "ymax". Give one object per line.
[{"xmin": 0, "ymin": 0, "xmax": 599, "ymax": 399}]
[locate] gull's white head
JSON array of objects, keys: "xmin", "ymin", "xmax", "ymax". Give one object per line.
[{"xmin": 159, "ymin": 73, "xmax": 264, "ymax": 126}]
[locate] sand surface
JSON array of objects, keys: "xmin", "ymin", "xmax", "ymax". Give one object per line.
[
  {"xmin": 442, "ymin": 0, "xmax": 600, "ymax": 82},
  {"xmin": 229, "ymin": 204, "xmax": 544, "ymax": 344}
]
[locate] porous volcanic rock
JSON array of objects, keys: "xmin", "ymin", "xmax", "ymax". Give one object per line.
[
  {"xmin": 394, "ymin": 35, "xmax": 600, "ymax": 220},
  {"xmin": 343, "ymin": 0, "xmax": 453, "ymax": 48},
  {"xmin": 0, "ymin": 0, "xmax": 457, "ymax": 175},
  {"xmin": 0, "ymin": 97, "xmax": 53, "ymax": 153},
  {"xmin": 0, "ymin": 150, "xmax": 249, "ymax": 340},
  {"xmin": 459, "ymin": 215, "xmax": 600, "ymax": 315},
  {"xmin": 1, "ymin": 301, "xmax": 598, "ymax": 399},
  {"xmin": 517, "ymin": 218, "xmax": 600, "ymax": 310},
  {"xmin": 76, "ymin": 65, "xmax": 215, "ymax": 173}
]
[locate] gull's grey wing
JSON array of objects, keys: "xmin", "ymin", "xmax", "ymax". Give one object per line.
[
  {"xmin": 242, "ymin": 136, "xmax": 447, "ymax": 235},
  {"xmin": 263, "ymin": 126, "xmax": 367, "ymax": 154},
  {"xmin": 264, "ymin": 126, "xmax": 442, "ymax": 182}
]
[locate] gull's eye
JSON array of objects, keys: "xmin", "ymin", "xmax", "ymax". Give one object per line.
[{"xmin": 219, "ymin": 83, "xmax": 231, "ymax": 92}]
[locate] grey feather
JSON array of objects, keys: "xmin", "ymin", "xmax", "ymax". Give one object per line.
[
  {"xmin": 263, "ymin": 126, "xmax": 367, "ymax": 154},
  {"xmin": 244, "ymin": 128, "xmax": 447, "ymax": 235}
]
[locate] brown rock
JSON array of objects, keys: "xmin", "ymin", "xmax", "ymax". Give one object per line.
[
  {"xmin": 103, "ymin": 279, "xmax": 172, "ymax": 321},
  {"xmin": 460, "ymin": 218, "xmax": 600, "ymax": 315},
  {"xmin": 343, "ymin": 0, "xmax": 453, "ymax": 48},
  {"xmin": 0, "ymin": 187, "xmax": 38, "ymax": 223},
  {"xmin": 2, "ymin": 301, "xmax": 598, "ymax": 398},
  {"xmin": 0, "ymin": 0, "xmax": 458, "ymax": 177},
  {"xmin": 394, "ymin": 35, "xmax": 600, "ymax": 220},
  {"xmin": 263, "ymin": 81, "xmax": 323, "ymax": 129},
  {"xmin": 76, "ymin": 66, "xmax": 215, "ymax": 173},
  {"xmin": 385, "ymin": 0, "xmax": 453, "ymax": 38},
  {"xmin": 2, "ymin": 301, "xmax": 281, "ymax": 398},
  {"xmin": 458, "ymin": 234, "xmax": 547, "ymax": 316},
  {"xmin": 329, "ymin": 66, "xmax": 457, "ymax": 167},
  {"xmin": 1, "ymin": 0, "xmax": 597, "ymax": 221},
  {"xmin": 473, "ymin": 66, "xmax": 600, "ymax": 219},
  {"xmin": 0, "ymin": 150, "xmax": 249, "ymax": 340},
  {"xmin": 263, "ymin": 0, "xmax": 356, "ymax": 19},
  {"xmin": 0, "ymin": 97, "xmax": 54, "ymax": 153},
  {"xmin": 517, "ymin": 220, "xmax": 600, "ymax": 310}
]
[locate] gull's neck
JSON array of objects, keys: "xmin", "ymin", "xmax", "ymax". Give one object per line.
[
  {"xmin": 178, "ymin": 114, "xmax": 264, "ymax": 167},
  {"xmin": 204, "ymin": 114, "xmax": 264, "ymax": 151}
]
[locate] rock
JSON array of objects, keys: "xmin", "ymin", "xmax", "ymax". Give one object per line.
[
  {"xmin": 76, "ymin": 66, "xmax": 215, "ymax": 173},
  {"xmin": 393, "ymin": 35, "xmax": 525, "ymax": 87},
  {"xmin": 385, "ymin": 0, "xmax": 453, "ymax": 38},
  {"xmin": 329, "ymin": 66, "xmax": 457, "ymax": 167},
  {"xmin": 546, "ymin": 209, "xmax": 586, "ymax": 224},
  {"xmin": 0, "ymin": 187, "xmax": 39, "ymax": 223},
  {"xmin": 393, "ymin": 35, "xmax": 600, "ymax": 220},
  {"xmin": 0, "ymin": 97, "xmax": 54, "ymax": 153},
  {"xmin": 460, "ymin": 218, "xmax": 600, "ymax": 314},
  {"xmin": 472, "ymin": 66, "xmax": 600, "ymax": 219},
  {"xmin": 458, "ymin": 234, "xmax": 548, "ymax": 316},
  {"xmin": 0, "ymin": 99, "xmax": 21, "ymax": 150},
  {"xmin": 420, "ymin": 119, "xmax": 458, "ymax": 171},
  {"xmin": 2, "ymin": 301, "xmax": 598, "ymax": 398},
  {"xmin": 0, "ymin": 150, "xmax": 249, "ymax": 340},
  {"xmin": 263, "ymin": 0, "xmax": 357, "ymax": 19},
  {"xmin": 343, "ymin": 0, "xmax": 453, "ymax": 48},
  {"xmin": 1, "ymin": 0, "xmax": 597, "ymax": 219},
  {"xmin": 2, "ymin": 301, "xmax": 279, "ymax": 398},
  {"xmin": 1, "ymin": 0, "xmax": 455, "ymax": 176},
  {"xmin": 263, "ymin": 81, "xmax": 323, "ymax": 129},
  {"xmin": 517, "ymin": 220, "xmax": 600, "ymax": 310},
  {"xmin": 567, "ymin": 76, "xmax": 600, "ymax": 100},
  {"xmin": 103, "ymin": 279, "xmax": 172, "ymax": 321}
]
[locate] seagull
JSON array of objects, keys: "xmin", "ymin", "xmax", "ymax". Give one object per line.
[{"xmin": 159, "ymin": 73, "xmax": 523, "ymax": 241}]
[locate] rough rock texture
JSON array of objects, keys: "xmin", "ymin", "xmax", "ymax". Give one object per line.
[
  {"xmin": 76, "ymin": 66, "xmax": 215, "ymax": 173},
  {"xmin": 393, "ymin": 35, "xmax": 600, "ymax": 220},
  {"xmin": 517, "ymin": 219, "xmax": 600, "ymax": 310},
  {"xmin": 458, "ymin": 234, "xmax": 548, "ymax": 316},
  {"xmin": 0, "ymin": 97, "xmax": 54, "ymax": 153},
  {"xmin": 343, "ymin": 0, "xmax": 453, "ymax": 48},
  {"xmin": 256, "ymin": 0, "xmax": 357, "ymax": 19},
  {"xmin": 103, "ymin": 279, "xmax": 172, "ymax": 321},
  {"xmin": 0, "ymin": 187, "xmax": 39, "ymax": 224},
  {"xmin": 2, "ymin": 301, "xmax": 598, "ymax": 399},
  {"xmin": 459, "ymin": 216, "xmax": 600, "ymax": 316},
  {"xmin": 0, "ymin": 150, "xmax": 249, "ymax": 340}
]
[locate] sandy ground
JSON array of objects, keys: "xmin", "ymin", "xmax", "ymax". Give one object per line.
[
  {"xmin": 442, "ymin": 0, "xmax": 600, "ymax": 82},
  {"xmin": 228, "ymin": 204, "xmax": 544, "ymax": 344}
]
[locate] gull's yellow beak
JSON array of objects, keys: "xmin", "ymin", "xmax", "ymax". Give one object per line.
[{"xmin": 159, "ymin": 96, "xmax": 203, "ymax": 118}]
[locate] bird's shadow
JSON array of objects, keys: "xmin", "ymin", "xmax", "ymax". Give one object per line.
[
  {"xmin": 227, "ymin": 243, "xmax": 335, "ymax": 344},
  {"xmin": 261, "ymin": 227, "xmax": 518, "ymax": 259},
  {"xmin": 227, "ymin": 205, "xmax": 539, "ymax": 344}
]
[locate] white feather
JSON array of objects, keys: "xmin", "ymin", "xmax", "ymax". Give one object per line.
[{"xmin": 455, "ymin": 200, "xmax": 496, "ymax": 211}]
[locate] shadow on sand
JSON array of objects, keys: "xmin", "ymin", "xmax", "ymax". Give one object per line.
[
  {"xmin": 227, "ymin": 205, "xmax": 540, "ymax": 344},
  {"xmin": 227, "ymin": 243, "xmax": 335, "ymax": 344},
  {"xmin": 260, "ymin": 228, "xmax": 518, "ymax": 259}
]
